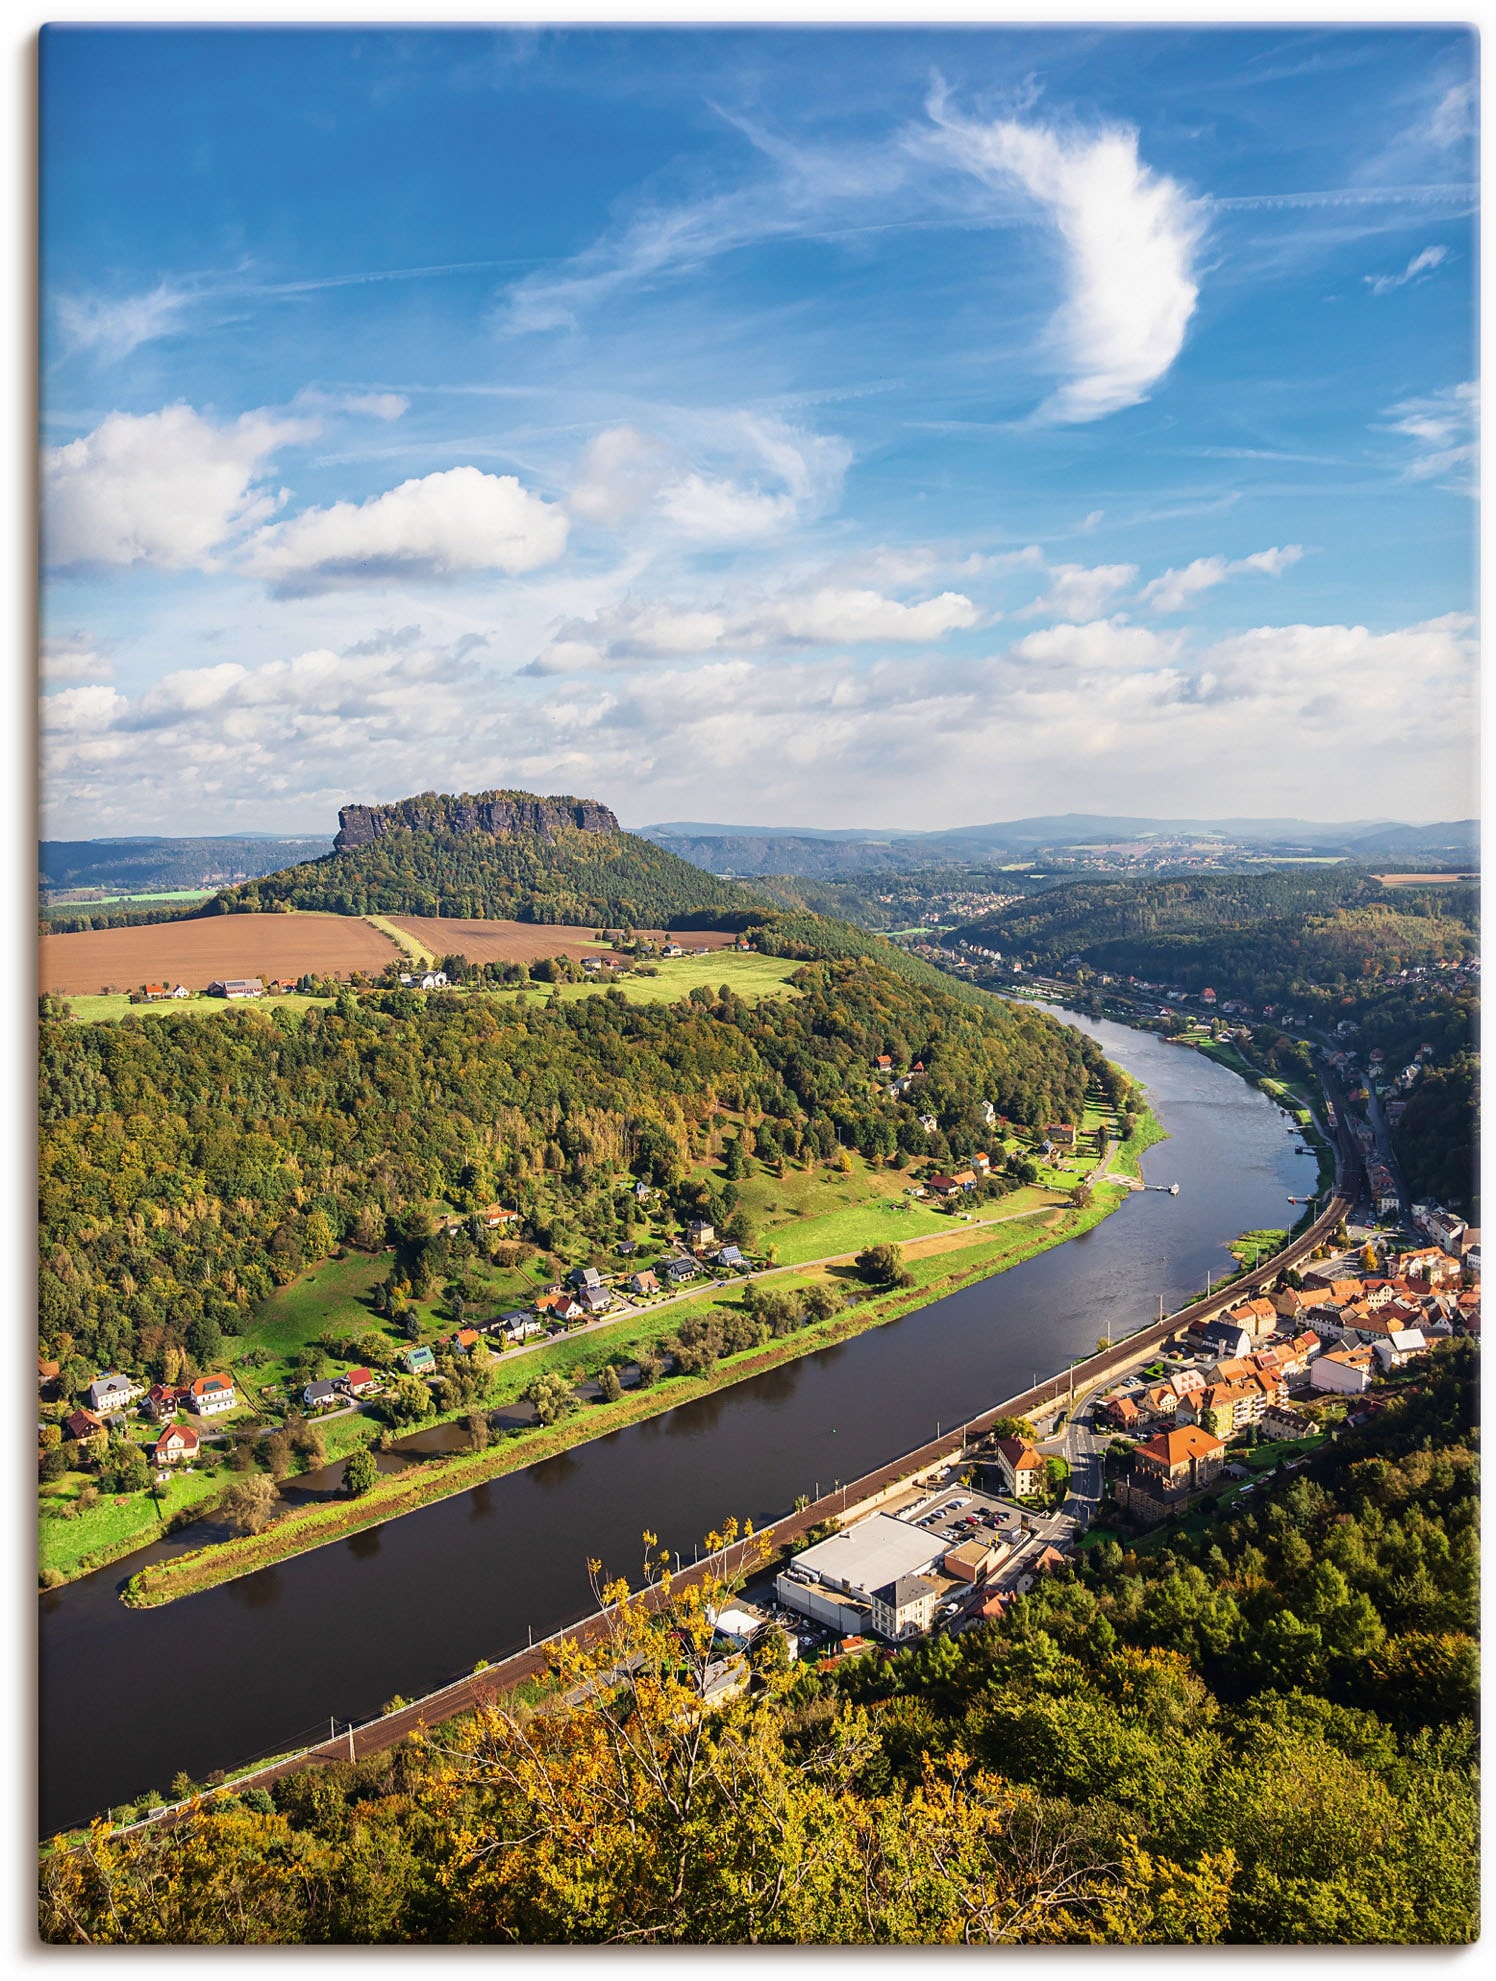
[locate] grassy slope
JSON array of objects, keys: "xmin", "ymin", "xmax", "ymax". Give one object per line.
[
  {"xmin": 473, "ymin": 951, "xmax": 800, "ymax": 1007},
  {"xmin": 122, "ymin": 1185, "xmax": 1124, "ymax": 1609}
]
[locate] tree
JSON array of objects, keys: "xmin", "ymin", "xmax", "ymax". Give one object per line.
[
  {"xmin": 599, "ymin": 1365, "xmax": 623, "ymax": 1404},
  {"xmin": 222, "ymin": 1475, "xmax": 280, "ymax": 1536},
  {"xmin": 186, "ymin": 1314, "xmax": 223, "ymax": 1367},
  {"xmin": 342, "ymin": 1447, "xmax": 377, "ymax": 1498},
  {"xmin": 464, "ymin": 1410, "xmax": 492, "ymax": 1452},
  {"xmin": 854, "ymin": 1243, "xmax": 912, "ymax": 1288},
  {"xmin": 526, "ymin": 1370, "xmax": 579, "ymax": 1427},
  {"xmin": 381, "ymin": 1376, "xmax": 431, "ymax": 1428}
]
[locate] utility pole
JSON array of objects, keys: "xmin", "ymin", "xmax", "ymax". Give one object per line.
[{"xmin": 348, "ymin": 1722, "xmax": 355, "ymax": 1763}]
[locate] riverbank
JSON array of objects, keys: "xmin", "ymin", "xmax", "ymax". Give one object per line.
[
  {"xmin": 89, "ymin": 1155, "xmax": 1351, "ymax": 1843},
  {"xmin": 120, "ymin": 1175, "xmax": 1144, "ymax": 1611}
]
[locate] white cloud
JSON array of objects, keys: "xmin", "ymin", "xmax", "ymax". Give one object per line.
[
  {"xmin": 1141, "ymin": 544, "xmax": 1303, "ymax": 614},
  {"xmin": 569, "ymin": 425, "xmax": 678, "ymax": 527},
  {"xmin": 1009, "ymin": 619, "xmax": 1179, "ymax": 672},
  {"xmin": 1019, "ymin": 561, "xmax": 1137, "ymax": 619},
  {"xmin": 567, "ymin": 414, "xmax": 850, "ymax": 544},
  {"xmin": 340, "ymin": 392, "xmax": 410, "ymax": 421},
  {"xmin": 1365, "ymin": 245, "xmax": 1449, "ymax": 296},
  {"xmin": 54, "ymin": 281, "xmax": 195, "ymax": 360},
  {"xmin": 527, "ymin": 583, "xmax": 978, "ymax": 674},
  {"xmin": 40, "ymin": 612, "xmax": 1477, "ymax": 835},
  {"xmin": 656, "ymin": 474, "xmax": 797, "ymax": 542},
  {"xmin": 43, "ymin": 403, "xmax": 309, "ymax": 570},
  {"xmin": 928, "ymin": 104, "xmax": 1206, "ymax": 422},
  {"xmin": 245, "ymin": 465, "xmax": 570, "ymax": 594},
  {"xmin": 1383, "ymin": 382, "xmax": 1477, "ymax": 489},
  {"xmin": 41, "ymin": 631, "xmax": 112, "ymax": 683},
  {"xmin": 1428, "ymin": 80, "xmax": 1476, "ymax": 151},
  {"xmin": 41, "ymin": 683, "xmax": 128, "ymax": 733}
]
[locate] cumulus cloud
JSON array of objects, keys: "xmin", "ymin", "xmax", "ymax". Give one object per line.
[
  {"xmin": 41, "ymin": 611, "xmax": 1477, "ymax": 835},
  {"xmin": 928, "ymin": 103, "xmax": 1206, "ymax": 421},
  {"xmin": 1382, "ymin": 382, "xmax": 1477, "ymax": 489},
  {"xmin": 245, "ymin": 465, "xmax": 570, "ymax": 594},
  {"xmin": 1366, "ymin": 245, "xmax": 1449, "ymax": 296},
  {"xmin": 1141, "ymin": 544, "xmax": 1304, "ymax": 614},
  {"xmin": 569, "ymin": 425, "xmax": 678, "ymax": 527},
  {"xmin": 526, "ymin": 583, "xmax": 978, "ymax": 674},
  {"xmin": 43, "ymin": 403, "xmax": 309, "ymax": 570},
  {"xmin": 41, "ymin": 631, "xmax": 113, "ymax": 683},
  {"xmin": 1009, "ymin": 619, "xmax": 1179, "ymax": 672},
  {"xmin": 1019, "ymin": 562, "xmax": 1138, "ymax": 619}
]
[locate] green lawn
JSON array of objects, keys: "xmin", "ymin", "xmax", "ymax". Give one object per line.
[
  {"xmin": 39, "ymin": 1467, "xmax": 227, "ymax": 1579},
  {"xmin": 766, "ymin": 1196, "xmax": 955, "ymax": 1264},
  {"xmin": 62, "ymin": 992, "xmax": 334, "ymax": 1025},
  {"xmin": 473, "ymin": 951, "xmax": 800, "ymax": 1008}
]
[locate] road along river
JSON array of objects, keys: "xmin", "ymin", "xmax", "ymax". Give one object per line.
[{"xmin": 39, "ymin": 1013, "xmax": 1316, "ymax": 1833}]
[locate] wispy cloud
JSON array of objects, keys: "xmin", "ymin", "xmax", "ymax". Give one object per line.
[
  {"xmin": 1381, "ymin": 381, "xmax": 1477, "ymax": 490},
  {"xmin": 53, "ymin": 281, "xmax": 197, "ymax": 360},
  {"xmin": 1141, "ymin": 544, "xmax": 1304, "ymax": 614},
  {"xmin": 1365, "ymin": 244, "xmax": 1449, "ymax": 295},
  {"xmin": 924, "ymin": 96, "xmax": 1207, "ymax": 423}
]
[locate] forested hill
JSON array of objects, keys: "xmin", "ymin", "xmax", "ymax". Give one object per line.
[
  {"xmin": 201, "ymin": 788, "xmax": 748, "ymax": 926},
  {"xmin": 948, "ymin": 870, "xmax": 1477, "ymax": 999},
  {"xmin": 195, "ymin": 787, "xmax": 1000, "ymax": 1007},
  {"xmin": 39, "ymin": 957, "xmax": 1102, "ymax": 1377}
]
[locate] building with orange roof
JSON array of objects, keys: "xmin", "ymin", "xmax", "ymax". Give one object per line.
[{"xmin": 1121, "ymin": 1424, "xmax": 1226, "ymax": 1524}]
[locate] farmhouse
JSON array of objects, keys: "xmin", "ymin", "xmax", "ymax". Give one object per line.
[{"xmin": 207, "ymin": 978, "xmax": 264, "ymax": 999}]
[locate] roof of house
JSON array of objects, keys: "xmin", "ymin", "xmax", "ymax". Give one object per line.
[
  {"xmin": 994, "ymin": 1436, "xmax": 1046, "ymax": 1469},
  {"xmin": 1137, "ymin": 1425, "xmax": 1225, "ymax": 1466},
  {"xmin": 304, "ymin": 1379, "xmax": 338, "ymax": 1401},
  {"xmin": 343, "ymin": 1367, "xmax": 375, "ymax": 1386},
  {"xmin": 191, "ymin": 1373, "xmax": 234, "ymax": 1397},
  {"xmin": 155, "ymin": 1423, "xmax": 199, "ymax": 1449},
  {"xmin": 872, "ymin": 1573, "xmax": 939, "ymax": 1609}
]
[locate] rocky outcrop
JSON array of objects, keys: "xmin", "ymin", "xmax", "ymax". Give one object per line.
[{"xmin": 334, "ymin": 791, "xmax": 620, "ymax": 852}]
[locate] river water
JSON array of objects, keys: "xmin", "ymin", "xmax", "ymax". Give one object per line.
[{"xmin": 38, "ymin": 1013, "xmax": 1316, "ymax": 1832}]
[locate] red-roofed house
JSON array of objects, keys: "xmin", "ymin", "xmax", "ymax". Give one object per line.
[
  {"xmin": 993, "ymin": 1436, "xmax": 1047, "ymax": 1499},
  {"xmin": 339, "ymin": 1367, "xmax": 377, "ymax": 1397},
  {"xmin": 154, "ymin": 1423, "xmax": 199, "ymax": 1466}
]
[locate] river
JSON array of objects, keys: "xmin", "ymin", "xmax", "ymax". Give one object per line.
[{"xmin": 38, "ymin": 1012, "xmax": 1316, "ymax": 1833}]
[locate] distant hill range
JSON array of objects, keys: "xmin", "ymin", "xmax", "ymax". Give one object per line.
[
  {"xmin": 40, "ymin": 835, "xmax": 334, "ymax": 898},
  {"xmin": 636, "ymin": 814, "xmax": 1479, "ymax": 877}
]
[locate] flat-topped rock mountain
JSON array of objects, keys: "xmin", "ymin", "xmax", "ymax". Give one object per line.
[{"xmin": 334, "ymin": 790, "xmax": 619, "ymax": 851}]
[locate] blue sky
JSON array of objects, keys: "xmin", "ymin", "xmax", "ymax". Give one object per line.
[{"xmin": 40, "ymin": 24, "xmax": 1477, "ymax": 834}]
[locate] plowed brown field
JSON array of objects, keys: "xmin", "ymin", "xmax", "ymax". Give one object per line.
[
  {"xmin": 389, "ymin": 917, "xmax": 738, "ymax": 966},
  {"xmin": 39, "ymin": 914, "xmax": 400, "ymax": 996}
]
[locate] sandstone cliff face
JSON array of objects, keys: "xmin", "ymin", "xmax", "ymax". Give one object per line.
[{"xmin": 334, "ymin": 791, "xmax": 620, "ymax": 852}]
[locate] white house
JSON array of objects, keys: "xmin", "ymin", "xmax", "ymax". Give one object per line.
[
  {"xmin": 993, "ymin": 1436, "xmax": 1047, "ymax": 1499},
  {"xmin": 87, "ymin": 1372, "xmax": 139, "ymax": 1414},
  {"xmin": 1373, "ymin": 1328, "xmax": 1428, "ymax": 1373},
  {"xmin": 869, "ymin": 1573, "xmax": 940, "ymax": 1642},
  {"xmin": 189, "ymin": 1373, "xmax": 237, "ymax": 1416},
  {"xmin": 1310, "ymin": 1348, "xmax": 1373, "ymax": 1396}
]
